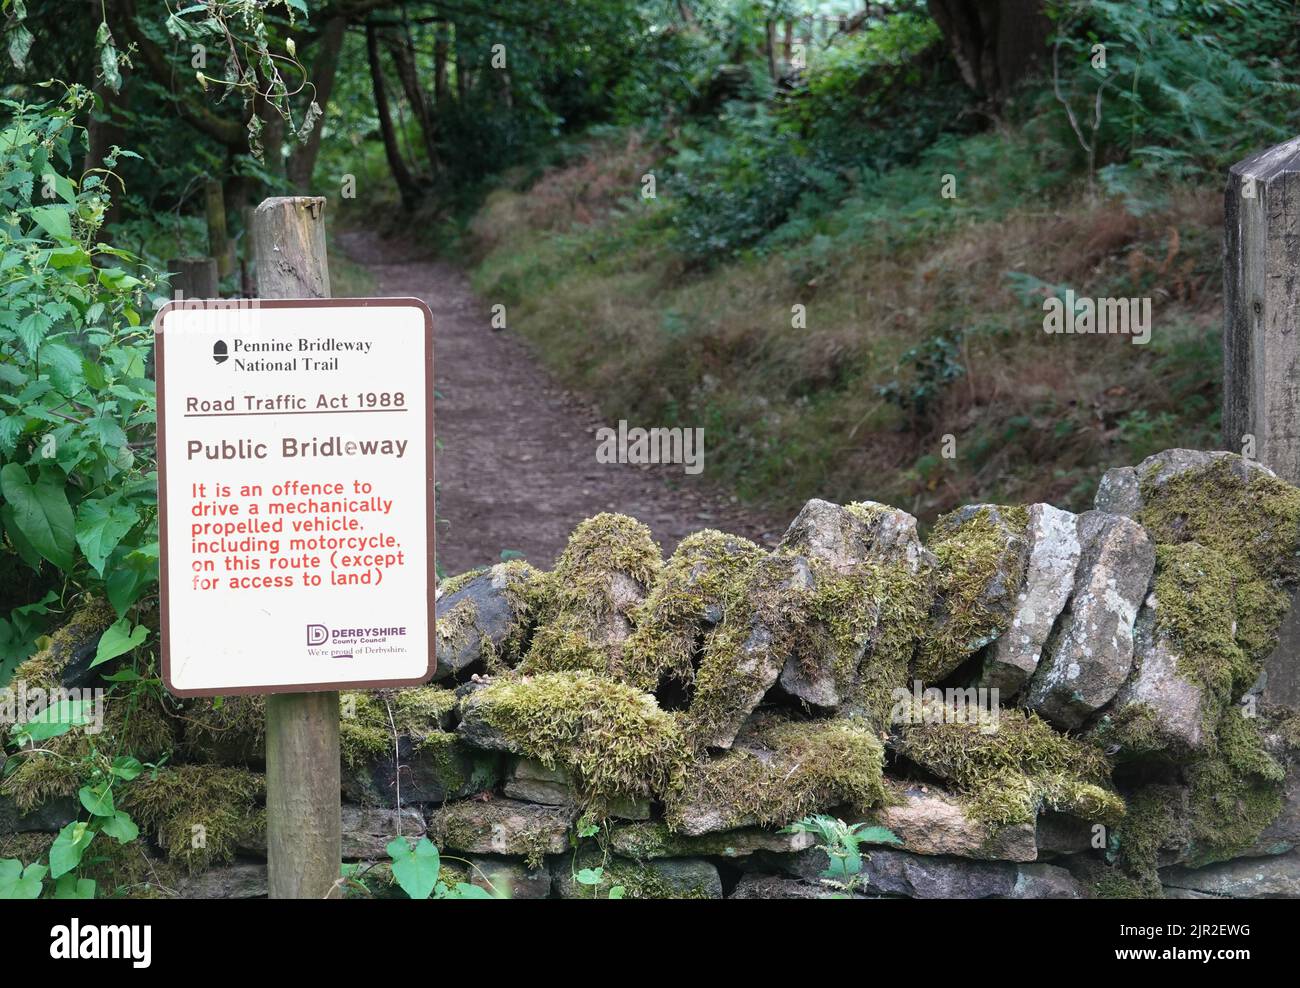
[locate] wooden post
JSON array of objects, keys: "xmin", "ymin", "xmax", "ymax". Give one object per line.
[
  {"xmin": 1226, "ymin": 139, "xmax": 1300, "ymax": 712},
  {"xmin": 205, "ymin": 180, "xmax": 233, "ymax": 280},
  {"xmin": 166, "ymin": 256, "xmax": 219, "ymax": 299},
  {"xmin": 1223, "ymin": 136, "xmax": 1300, "ymax": 484},
  {"xmin": 253, "ymin": 196, "xmax": 341, "ymax": 899}
]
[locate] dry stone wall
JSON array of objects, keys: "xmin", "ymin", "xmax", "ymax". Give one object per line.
[{"xmin": 3, "ymin": 448, "xmax": 1299, "ymax": 898}]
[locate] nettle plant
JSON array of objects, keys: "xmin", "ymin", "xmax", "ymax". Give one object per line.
[
  {"xmin": 0, "ymin": 88, "xmax": 160, "ymax": 898},
  {"xmin": 0, "ymin": 87, "xmax": 159, "ymax": 679}
]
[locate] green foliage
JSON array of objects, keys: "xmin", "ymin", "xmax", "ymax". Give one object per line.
[
  {"xmin": 1050, "ymin": 0, "xmax": 1300, "ymax": 182},
  {"xmin": 783, "ymin": 814, "xmax": 900, "ymax": 895},
  {"xmin": 0, "ymin": 89, "xmax": 158, "ymax": 682},
  {"xmin": 384, "ymin": 836, "xmax": 495, "ymax": 900}
]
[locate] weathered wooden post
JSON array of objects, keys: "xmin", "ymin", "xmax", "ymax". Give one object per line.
[
  {"xmin": 252, "ymin": 196, "xmax": 342, "ymax": 899},
  {"xmin": 1226, "ymin": 138, "xmax": 1300, "ymax": 710},
  {"xmin": 1223, "ymin": 136, "xmax": 1300, "ymax": 483},
  {"xmin": 166, "ymin": 256, "xmax": 219, "ymax": 300}
]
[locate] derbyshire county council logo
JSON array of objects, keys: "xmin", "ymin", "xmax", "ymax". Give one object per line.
[
  {"xmin": 212, "ymin": 339, "xmax": 228, "ymax": 364},
  {"xmin": 306, "ymin": 624, "xmax": 328, "ymax": 646}
]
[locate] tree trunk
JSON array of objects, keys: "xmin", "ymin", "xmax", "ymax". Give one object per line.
[
  {"xmin": 927, "ymin": 0, "xmax": 1050, "ymax": 102},
  {"xmin": 434, "ymin": 24, "xmax": 449, "ymax": 106},
  {"xmin": 287, "ymin": 15, "xmax": 347, "ymax": 190},
  {"xmin": 385, "ymin": 27, "xmax": 440, "ymax": 175},
  {"xmin": 366, "ymin": 23, "xmax": 419, "ymax": 208}
]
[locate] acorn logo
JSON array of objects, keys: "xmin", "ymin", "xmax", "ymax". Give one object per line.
[{"xmin": 212, "ymin": 340, "xmax": 228, "ymax": 364}]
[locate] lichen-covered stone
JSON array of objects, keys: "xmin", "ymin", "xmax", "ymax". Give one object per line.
[
  {"xmin": 466, "ymin": 855, "xmax": 552, "ymax": 899},
  {"xmin": 457, "ymin": 671, "xmax": 686, "ymax": 807},
  {"xmin": 684, "ymin": 552, "xmax": 814, "ymax": 749},
  {"xmin": 1026, "ymin": 510, "xmax": 1153, "ymax": 729},
  {"xmin": 893, "ymin": 701, "xmax": 1122, "ymax": 827},
  {"xmin": 621, "ymin": 529, "xmax": 765, "ymax": 692},
  {"xmin": 553, "ymin": 852, "xmax": 722, "ymax": 899},
  {"xmin": 428, "ymin": 797, "xmax": 572, "ymax": 868},
  {"xmin": 729, "ymin": 873, "xmax": 853, "ymax": 899},
  {"xmin": 340, "ymin": 688, "xmax": 496, "ymax": 805},
  {"xmin": 914, "ymin": 504, "xmax": 1031, "ymax": 683},
  {"xmin": 341, "ymin": 804, "xmax": 426, "ymax": 860},
  {"xmin": 868, "ymin": 785, "xmax": 1037, "ymax": 862},
  {"xmin": 174, "ymin": 862, "xmax": 267, "ymax": 899},
  {"xmin": 1097, "ymin": 587, "xmax": 1213, "ymax": 759},
  {"xmin": 665, "ymin": 713, "xmax": 885, "ymax": 836},
  {"xmin": 774, "ymin": 499, "xmax": 932, "ymax": 715},
  {"xmin": 786, "ymin": 846, "xmax": 1081, "ymax": 898},
  {"xmin": 434, "ymin": 561, "xmax": 543, "ymax": 679},
  {"xmin": 979, "ymin": 503, "xmax": 1080, "ymax": 697},
  {"xmin": 1161, "ymin": 848, "xmax": 1300, "ymax": 898},
  {"xmin": 609, "ymin": 820, "xmax": 815, "ymax": 860},
  {"xmin": 520, "ymin": 513, "xmax": 661, "ymax": 678}
]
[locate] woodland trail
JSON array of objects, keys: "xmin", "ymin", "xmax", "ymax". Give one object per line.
[{"xmin": 336, "ymin": 229, "xmax": 781, "ymax": 577}]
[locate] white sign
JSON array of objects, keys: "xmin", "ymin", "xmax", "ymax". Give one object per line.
[{"xmin": 154, "ymin": 298, "xmax": 435, "ymax": 696}]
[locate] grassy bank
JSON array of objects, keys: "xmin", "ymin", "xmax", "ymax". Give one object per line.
[{"xmin": 468, "ymin": 126, "xmax": 1223, "ymax": 524}]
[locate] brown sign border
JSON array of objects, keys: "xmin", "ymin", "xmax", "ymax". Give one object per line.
[{"xmin": 154, "ymin": 297, "xmax": 436, "ymax": 697}]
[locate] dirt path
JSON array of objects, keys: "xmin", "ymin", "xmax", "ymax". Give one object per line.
[{"xmin": 336, "ymin": 229, "xmax": 781, "ymax": 577}]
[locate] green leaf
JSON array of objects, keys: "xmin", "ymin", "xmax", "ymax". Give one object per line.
[
  {"xmin": 575, "ymin": 867, "xmax": 604, "ymax": 886},
  {"xmin": 101, "ymin": 810, "xmax": 139, "ymax": 844},
  {"xmin": 15, "ymin": 310, "xmax": 51, "ymax": 355},
  {"xmin": 109, "ymin": 755, "xmax": 144, "ymax": 781},
  {"xmin": 0, "ymin": 464, "xmax": 75, "ymax": 571},
  {"xmin": 1, "ymin": 502, "xmax": 43, "ymax": 571},
  {"xmin": 49, "ymin": 822, "xmax": 94, "ymax": 879},
  {"xmin": 40, "ymin": 341, "xmax": 83, "ymax": 395},
  {"xmin": 76, "ymin": 497, "xmax": 139, "ymax": 576},
  {"xmin": 8, "ymin": 698, "xmax": 90, "ymax": 745},
  {"xmin": 53, "ymin": 874, "xmax": 95, "ymax": 899},
  {"xmin": 856, "ymin": 826, "xmax": 903, "ymax": 846},
  {"xmin": 608, "ymin": 885, "xmax": 626, "ymax": 899},
  {"xmin": 0, "ymin": 858, "xmax": 46, "ymax": 899},
  {"xmin": 29, "ymin": 205, "xmax": 72, "ymax": 242},
  {"xmin": 91, "ymin": 617, "xmax": 148, "ymax": 668},
  {"xmin": 387, "ymin": 836, "xmax": 440, "ymax": 900},
  {"xmin": 78, "ymin": 783, "xmax": 115, "ymax": 818}
]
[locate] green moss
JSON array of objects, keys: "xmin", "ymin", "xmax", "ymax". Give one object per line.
[
  {"xmin": 0, "ymin": 831, "xmax": 54, "ymax": 866},
  {"xmin": 338, "ymin": 687, "xmax": 458, "ymax": 770},
  {"xmin": 806, "ymin": 549, "xmax": 929, "ymax": 729},
  {"xmin": 8, "ymin": 597, "xmax": 116, "ymax": 690},
  {"xmin": 80, "ymin": 837, "xmax": 181, "ymax": 899},
  {"xmin": 438, "ymin": 568, "xmax": 488, "ymax": 597},
  {"xmin": 913, "ymin": 505, "xmax": 1030, "ymax": 683},
  {"xmin": 521, "ymin": 513, "xmax": 663, "ymax": 678},
  {"xmin": 1138, "ymin": 455, "xmax": 1300, "ymax": 664},
  {"xmin": 1, "ymin": 688, "xmax": 177, "ymax": 809},
  {"xmin": 121, "ymin": 765, "xmax": 264, "ymax": 874},
  {"xmin": 684, "ymin": 551, "xmax": 813, "ymax": 750},
  {"xmin": 1108, "ymin": 783, "xmax": 1185, "ymax": 898},
  {"xmin": 471, "ymin": 670, "xmax": 688, "ymax": 805},
  {"xmin": 181, "ymin": 695, "xmax": 266, "ymax": 766},
  {"xmin": 665, "ymin": 713, "xmax": 886, "ymax": 832},
  {"xmin": 565, "ymin": 849, "xmax": 716, "ymax": 898},
  {"xmin": 1183, "ymin": 708, "xmax": 1285, "ymax": 865},
  {"xmin": 894, "ymin": 702, "xmax": 1121, "ymax": 826},
  {"xmin": 622, "ymin": 529, "xmax": 765, "ymax": 692},
  {"xmin": 431, "ymin": 801, "xmax": 564, "ymax": 870}
]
